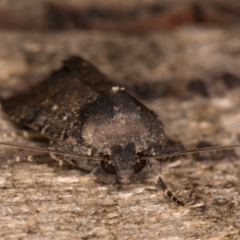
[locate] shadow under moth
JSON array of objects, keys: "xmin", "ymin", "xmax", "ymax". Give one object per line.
[{"xmin": 1, "ymin": 56, "xmax": 239, "ymax": 206}]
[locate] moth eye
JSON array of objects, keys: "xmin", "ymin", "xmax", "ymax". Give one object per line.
[
  {"xmin": 134, "ymin": 160, "xmax": 146, "ymax": 173},
  {"xmin": 101, "ymin": 161, "xmax": 116, "ymax": 174}
]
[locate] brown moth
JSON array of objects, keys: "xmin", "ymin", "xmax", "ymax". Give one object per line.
[{"xmin": 1, "ymin": 56, "xmax": 239, "ymax": 206}]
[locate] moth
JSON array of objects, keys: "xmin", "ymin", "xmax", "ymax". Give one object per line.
[{"xmin": 1, "ymin": 56, "xmax": 239, "ymax": 206}]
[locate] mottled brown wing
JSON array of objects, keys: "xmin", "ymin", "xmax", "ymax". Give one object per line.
[{"xmin": 1, "ymin": 56, "xmax": 114, "ymax": 142}]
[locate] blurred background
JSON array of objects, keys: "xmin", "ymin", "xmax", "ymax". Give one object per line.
[{"xmin": 1, "ymin": 0, "xmax": 240, "ymax": 32}]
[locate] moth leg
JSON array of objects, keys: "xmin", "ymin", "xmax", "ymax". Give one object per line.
[
  {"xmin": 49, "ymin": 153, "xmax": 78, "ymax": 167},
  {"xmin": 157, "ymin": 176, "xmax": 184, "ymax": 206},
  {"xmin": 0, "ymin": 154, "xmax": 51, "ymax": 167},
  {"xmin": 0, "ymin": 129, "xmax": 46, "ymax": 142},
  {"xmin": 20, "ymin": 130, "xmax": 46, "ymax": 140}
]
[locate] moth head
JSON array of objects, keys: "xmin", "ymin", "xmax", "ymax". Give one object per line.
[{"xmin": 100, "ymin": 142, "xmax": 146, "ymax": 184}]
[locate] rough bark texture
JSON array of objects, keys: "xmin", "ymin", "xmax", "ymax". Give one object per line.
[{"xmin": 0, "ymin": 26, "xmax": 240, "ymax": 239}]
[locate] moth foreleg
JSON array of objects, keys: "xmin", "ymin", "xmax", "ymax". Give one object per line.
[
  {"xmin": 0, "ymin": 129, "xmax": 45, "ymax": 141},
  {"xmin": 20, "ymin": 129, "xmax": 46, "ymax": 140},
  {"xmin": 49, "ymin": 153, "xmax": 80, "ymax": 167},
  {"xmin": 0, "ymin": 153, "xmax": 51, "ymax": 167},
  {"xmin": 157, "ymin": 176, "xmax": 184, "ymax": 206}
]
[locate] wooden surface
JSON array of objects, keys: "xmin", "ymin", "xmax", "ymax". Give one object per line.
[{"xmin": 0, "ymin": 26, "xmax": 240, "ymax": 239}]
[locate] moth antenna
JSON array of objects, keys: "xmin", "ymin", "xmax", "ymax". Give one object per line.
[
  {"xmin": 157, "ymin": 177, "xmax": 184, "ymax": 206},
  {"xmin": 0, "ymin": 141, "xmax": 103, "ymax": 161},
  {"xmin": 143, "ymin": 144, "xmax": 240, "ymax": 160}
]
